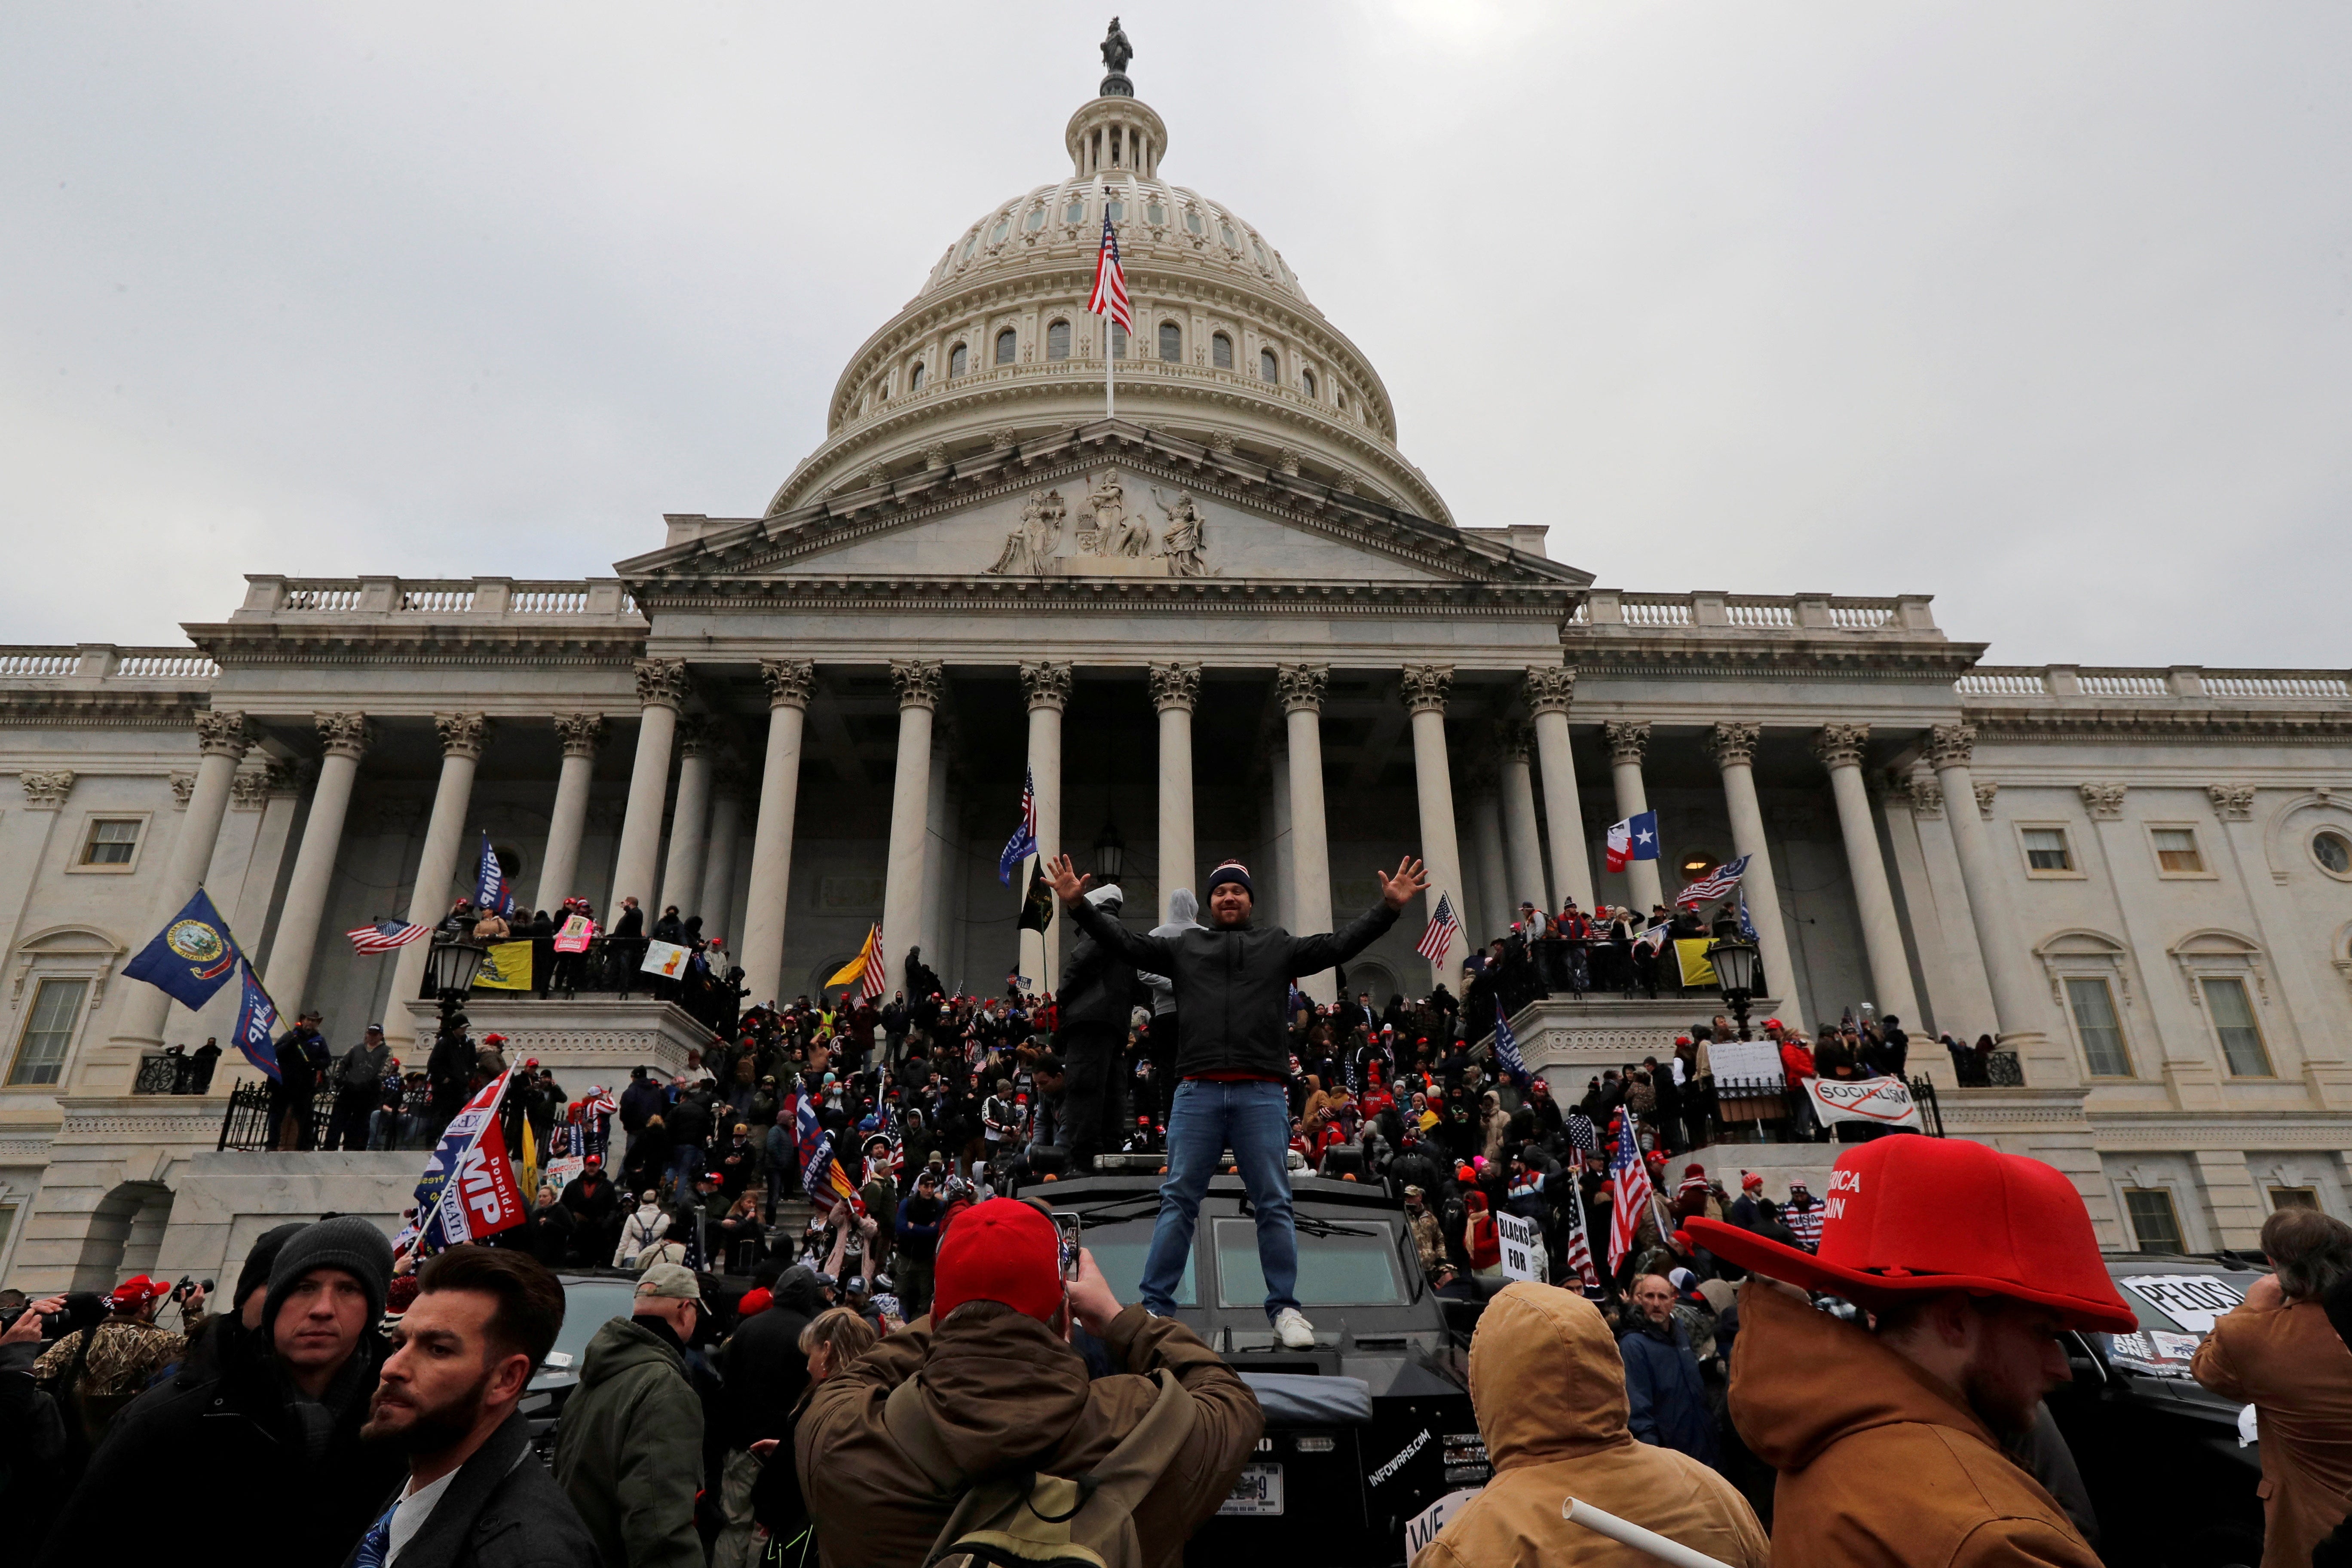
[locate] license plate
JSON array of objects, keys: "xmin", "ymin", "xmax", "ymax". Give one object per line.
[{"xmin": 1218, "ymin": 1462, "xmax": 1284, "ymax": 1516}]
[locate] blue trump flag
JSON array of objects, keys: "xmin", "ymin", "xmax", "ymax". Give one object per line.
[
  {"xmin": 475, "ymin": 831, "xmax": 515, "ymax": 919},
  {"xmin": 998, "ymin": 769, "xmax": 1039, "ymax": 885},
  {"xmin": 232, "ymin": 959, "xmax": 282, "ymax": 1080},
  {"xmin": 1492, "ymin": 998, "xmax": 1530, "ymax": 1090},
  {"xmin": 123, "ymin": 888, "xmax": 243, "ymax": 1010}
]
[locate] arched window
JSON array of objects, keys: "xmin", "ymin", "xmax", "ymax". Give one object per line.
[
  {"xmin": 958, "ymin": 233, "xmax": 978, "ymax": 261},
  {"xmin": 1159, "ymin": 322, "xmax": 1182, "ymax": 362},
  {"xmin": 1146, "ymin": 201, "xmax": 1166, "ymax": 226},
  {"xmin": 1065, "ymin": 196, "xmax": 1087, "ymax": 224},
  {"xmin": 1047, "ymin": 320, "xmax": 1072, "ymax": 360},
  {"xmin": 1112, "ymin": 323, "xmax": 1128, "ymax": 359},
  {"xmin": 909, "ymin": 361, "xmax": 925, "ymax": 391},
  {"xmin": 1185, "ymin": 209, "xmax": 1204, "ymax": 236},
  {"xmin": 1219, "ymin": 222, "xmax": 1237, "ymax": 248},
  {"xmin": 1337, "ymin": 389, "xmax": 1347, "ymax": 410},
  {"xmin": 1260, "ymin": 348, "xmax": 1279, "ymax": 383},
  {"xmin": 1301, "ymin": 370, "xmax": 1317, "ymax": 398},
  {"xmin": 1212, "ymin": 332, "xmax": 1233, "ymax": 370},
  {"xmin": 949, "ymin": 343, "xmax": 968, "ymax": 377},
  {"xmin": 989, "ymin": 215, "xmax": 1011, "ymax": 244},
  {"xmin": 1024, "ymin": 205, "xmax": 1046, "ymax": 232},
  {"xmin": 1105, "ymin": 197, "xmax": 1124, "ymax": 223},
  {"xmin": 995, "ymin": 328, "xmax": 1018, "ymax": 365}
]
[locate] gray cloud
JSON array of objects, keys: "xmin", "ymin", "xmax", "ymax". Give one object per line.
[{"xmin": 4, "ymin": 1, "xmax": 2346, "ymax": 667}]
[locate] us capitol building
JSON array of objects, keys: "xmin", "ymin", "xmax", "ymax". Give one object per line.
[{"xmin": 3, "ymin": 38, "xmax": 2348, "ymax": 1289}]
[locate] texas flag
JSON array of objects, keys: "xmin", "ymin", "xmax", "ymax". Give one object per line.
[{"xmin": 1604, "ymin": 810, "xmax": 1661, "ymax": 873}]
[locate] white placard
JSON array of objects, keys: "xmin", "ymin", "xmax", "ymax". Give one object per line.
[
  {"xmin": 1495, "ymin": 1212, "xmax": 1541, "ymax": 1283},
  {"xmin": 1709, "ymin": 1039, "xmax": 1784, "ymax": 1089},
  {"xmin": 2120, "ymin": 1274, "xmax": 2245, "ymax": 1334},
  {"xmin": 640, "ymin": 939, "xmax": 689, "ymax": 977},
  {"xmin": 1803, "ymin": 1078, "xmax": 1924, "ymax": 1130},
  {"xmin": 1404, "ymin": 1487, "xmax": 1486, "ymax": 1561}
]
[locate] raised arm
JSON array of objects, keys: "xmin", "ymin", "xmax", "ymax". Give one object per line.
[
  {"xmin": 1044, "ymin": 855, "xmax": 1177, "ymax": 972},
  {"xmin": 1288, "ymin": 856, "xmax": 1425, "ymax": 976}
]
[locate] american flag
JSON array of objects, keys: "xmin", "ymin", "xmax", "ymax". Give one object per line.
[
  {"xmin": 860, "ymin": 930, "xmax": 888, "ymax": 1003},
  {"xmin": 1086, "ymin": 210, "xmax": 1133, "ymax": 334},
  {"xmin": 347, "ymin": 918, "xmax": 432, "ymax": 954},
  {"xmin": 1680, "ymin": 853, "xmax": 1752, "ymax": 904},
  {"xmin": 1559, "ymin": 1180, "xmax": 1601, "ymax": 1291},
  {"xmin": 1564, "ymin": 1110, "xmax": 1599, "ymax": 1157},
  {"xmin": 1606, "ymin": 1112, "xmax": 1657, "ymax": 1272},
  {"xmin": 998, "ymin": 768, "xmax": 1039, "ymax": 885},
  {"xmin": 583, "ymin": 1086, "xmax": 618, "ymax": 1120},
  {"xmin": 1416, "ymin": 892, "xmax": 1459, "ymax": 964}
]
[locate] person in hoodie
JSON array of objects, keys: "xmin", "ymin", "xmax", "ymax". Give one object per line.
[
  {"xmin": 1686, "ymin": 1135, "xmax": 2132, "ymax": 1568},
  {"xmin": 714, "ymin": 1266, "xmax": 828, "ymax": 1568},
  {"xmin": 1134, "ymin": 887, "xmax": 1201, "ymax": 1129},
  {"xmin": 1412, "ymin": 1281, "xmax": 1766, "ymax": 1568},
  {"xmin": 552, "ymin": 1263, "xmax": 707, "ymax": 1568},
  {"xmin": 1054, "ymin": 883, "xmax": 1139, "ymax": 1174}
]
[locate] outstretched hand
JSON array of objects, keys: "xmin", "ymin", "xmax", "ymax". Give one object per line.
[
  {"xmin": 1378, "ymin": 856, "xmax": 1430, "ymax": 910},
  {"xmin": 1041, "ymin": 854, "xmax": 1094, "ymax": 905}
]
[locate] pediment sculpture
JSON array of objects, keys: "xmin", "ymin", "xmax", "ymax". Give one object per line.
[{"xmin": 985, "ymin": 469, "xmax": 1214, "ymax": 578}]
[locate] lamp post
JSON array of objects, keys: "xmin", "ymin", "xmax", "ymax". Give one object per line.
[
  {"xmin": 1092, "ymin": 818, "xmax": 1126, "ymax": 883},
  {"xmin": 426, "ymin": 937, "xmax": 487, "ymax": 1038},
  {"xmin": 1706, "ymin": 936, "xmax": 1762, "ymax": 1042}
]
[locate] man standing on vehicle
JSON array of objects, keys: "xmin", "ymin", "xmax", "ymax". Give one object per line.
[
  {"xmin": 2192, "ymin": 1207, "xmax": 2352, "ymax": 1568},
  {"xmin": 1046, "ymin": 852, "xmax": 1425, "ymax": 1351},
  {"xmin": 1685, "ymin": 1136, "xmax": 2135, "ymax": 1566}
]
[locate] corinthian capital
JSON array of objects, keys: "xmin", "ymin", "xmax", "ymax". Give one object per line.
[
  {"xmin": 1812, "ymin": 723, "xmax": 1870, "ymax": 771},
  {"xmin": 1275, "ymin": 664, "xmax": 1328, "ymax": 715},
  {"xmin": 1705, "ymin": 721, "xmax": 1761, "ymax": 770},
  {"xmin": 1602, "ymin": 721, "xmax": 1651, "ymax": 767},
  {"xmin": 18, "ymin": 771, "xmax": 73, "ymax": 809},
  {"xmin": 1498, "ymin": 721, "xmax": 1533, "ymax": 765},
  {"xmin": 676, "ymin": 716, "xmax": 713, "ymax": 758},
  {"xmin": 315, "ymin": 712, "xmax": 372, "ymax": 760},
  {"xmin": 1400, "ymin": 664, "xmax": 1454, "ymax": 716},
  {"xmin": 1016, "ymin": 660, "xmax": 1069, "ymax": 712},
  {"xmin": 634, "ymin": 658, "xmax": 691, "ymax": 709},
  {"xmin": 434, "ymin": 713, "xmax": 490, "ymax": 760},
  {"xmin": 1148, "ymin": 662, "xmax": 1202, "ymax": 713},
  {"xmin": 552, "ymin": 713, "xmax": 607, "ymax": 758},
  {"xmin": 760, "ymin": 658, "xmax": 816, "ymax": 711},
  {"xmin": 1522, "ymin": 665, "xmax": 1577, "ymax": 717},
  {"xmin": 2079, "ymin": 782, "xmax": 2128, "ymax": 821},
  {"xmin": 894, "ymin": 658, "xmax": 946, "ymax": 710},
  {"xmin": 195, "ymin": 709, "xmax": 251, "ymax": 759},
  {"xmin": 1926, "ymin": 723, "xmax": 1977, "ymax": 769}
]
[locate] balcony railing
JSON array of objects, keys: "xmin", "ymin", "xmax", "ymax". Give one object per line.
[
  {"xmin": 241, "ymin": 576, "xmax": 643, "ymax": 621},
  {"xmin": 1951, "ymin": 1049, "xmax": 2025, "ymax": 1088},
  {"xmin": 1571, "ymin": 590, "xmax": 1937, "ymax": 634},
  {"xmin": 1957, "ymin": 665, "xmax": 2351, "ymax": 702},
  {"xmin": 0, "ymin": 646, "xmax": 220, "ymax": 682}
]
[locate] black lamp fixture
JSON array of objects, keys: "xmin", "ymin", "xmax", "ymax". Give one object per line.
[
  {"xmin": 426, "ymin": 938, "xmax": 488, "ymax": 996},
  {"xmin": 1706, "ymin": 936, "xmax": 1762, "ymax": 1041},
  {"xmin": 1093, "ymin": 817, "xmax": 1126, "ymax": 882}
]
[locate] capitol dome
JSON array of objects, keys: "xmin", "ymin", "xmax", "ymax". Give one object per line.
[{"xmin": 765, "ymin": 50, "xmax": 1453, "ymax": 524}]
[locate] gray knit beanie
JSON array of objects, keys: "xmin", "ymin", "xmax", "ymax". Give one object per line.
[{"xmin": 263, "ymin": 1216, "xmax": 394, "ymax": 1332}]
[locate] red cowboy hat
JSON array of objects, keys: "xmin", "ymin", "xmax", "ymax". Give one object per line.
[{"xmin": 1683, "ymin": 1136, "xmax": 2135, "ymax": 1332}]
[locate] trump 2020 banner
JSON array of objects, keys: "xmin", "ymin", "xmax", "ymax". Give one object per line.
[{"xmin": 410, "ymin": 1071, "xmax": 527, "ymax": 1251}]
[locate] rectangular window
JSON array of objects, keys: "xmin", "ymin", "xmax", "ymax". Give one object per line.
[
  {"xmin": 8, "ymin": 976, "xmax": 90, "ymax": 1086},
  {"xmin": 0, "ymin": 1202, "xmax": 14, "ymax": 1266},
  {"xmin": 81, "ymin": 818, "xmax": 141, "ymax": 866},
  {"xmin": 2270, "ymin": 1188, "xmax": 2318, "ymax": 1212},
  {"xmin": 2063, "ymin": 977, "xmax": 2132, "ymax": 1077},
  {"xmin": 2123, "ymin": 1188, "xmax": 2185, "ymax": 1253},
  {"xmin": 2152, "ymin": 828, "xmax": 2205, "ymax": 874},
  {"xmin": 2022, "ymin": 828, "xmax": 2073, "ymax": 872},
  {"xmin": 2201, "ymin": 977, "xmax": 2273, "ymax": 1076},
  {"xmin": 1213, "ymin": 1217, "xmax": 1405, "ymax": 1308}
]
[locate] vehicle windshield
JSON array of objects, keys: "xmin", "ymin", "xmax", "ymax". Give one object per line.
[
  {"xmin": 2108, "ymin": 1268, "xmax": 2262, "ymax": 1336},
  {"xmin": 1214, "ymin": 1218, "xmax": 1406, "ymax": 1308},
  {"xmin": 1085, "ymin": 1217, "xmax": 1196, "ymax": 1306},
  {"xmin": 545, "ymin": 1278, "xmax": 638, "ymax": 1369}
]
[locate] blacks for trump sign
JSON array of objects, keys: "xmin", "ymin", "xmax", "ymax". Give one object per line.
[{"xmin": 1802, "ymin": 1077, "xmax": 1924, "ymax": 1130}]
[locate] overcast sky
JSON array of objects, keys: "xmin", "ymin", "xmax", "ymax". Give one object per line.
[{"xmin": 6, "ymin": 2, "xmax": 2346, "ymax": 668}]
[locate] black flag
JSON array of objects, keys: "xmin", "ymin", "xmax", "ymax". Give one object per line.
[{"xmin": 1018, "ymin": 865, "xmax": 1056, "ymax": 933}]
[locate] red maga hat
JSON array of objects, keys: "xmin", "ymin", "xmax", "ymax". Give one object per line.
[
  {"xmin": 1684, "ymin": 1136, "xmax": 2135, "ymax": 1332},
  {"xmin": 931, "ymin": 1198, "xmax": 1062, "ymax": 1325}
]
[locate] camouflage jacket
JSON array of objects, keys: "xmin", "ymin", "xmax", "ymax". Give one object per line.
[{"xmin": 34, "ymin": 1317, "xmax": 193, "ymax": 1398}]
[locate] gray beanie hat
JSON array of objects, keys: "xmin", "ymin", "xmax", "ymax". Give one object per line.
[{"xmin": 264, "ymin": 1216, "xmax": 394, "ymax": 1332}]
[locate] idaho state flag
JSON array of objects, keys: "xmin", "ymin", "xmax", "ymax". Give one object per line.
[{"xmin": 124, "ymin": 888, "xmax": 244, "ymax": 1010}]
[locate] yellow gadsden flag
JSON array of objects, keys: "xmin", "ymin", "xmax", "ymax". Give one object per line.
[
  {"xmin": 1673, "ymin": 938, "xmax": 1717, "ymax": 990},
  {"xmin": 475, "ymin": 940, "xmax": 536, "ymax": 991},
  {"xmin": 826, "ymin": 924, "xmax": 882, "ymax": 992}
]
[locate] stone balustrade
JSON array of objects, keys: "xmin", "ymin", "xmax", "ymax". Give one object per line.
[
  {"xmin": 1571, "ymin": 590, "xmax": 1939, "ymax": 634},
  {"xmin": 1958, "ymin": 665, "xmax": 2352, "ymax": 702},
  {"xmin": 0, "ymin": 646, "xmax": 220, "ymax": 682},
  {"xmin": 236, "ymin": 575, "xmax": 644, "ymax": 622}
]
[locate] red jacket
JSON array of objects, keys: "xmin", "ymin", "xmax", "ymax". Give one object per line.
[{"xmin": 1779, "ymin": 1043, "xmax": 1816, "ymax": 1084}]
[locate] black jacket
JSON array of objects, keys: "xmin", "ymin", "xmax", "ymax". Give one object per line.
[
  {"xmin": 1066, "ymin": 896, "xmax": 1398, "ymax": 1080},
  {"xmin": 341, "ymin": 1409, "xmax": 597, "ymax": 1568},
  {"xmin": 720, "ymin": 1268, "xmax": 824, "ymax": 1451},
  {"xmin": 1057, "ymin": 911, "xmax": 1139, "ymax": 1035}
]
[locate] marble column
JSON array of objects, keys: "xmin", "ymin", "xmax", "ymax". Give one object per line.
[
  {"xmin": 384, "ymin": 715, "xmax": 490, "ymax": 1048},
  {"xmin": 1498, "ymin": 721, "xmax": 1548, "ymax": 916},
  {"xmin": 1266, "ymin": 741, "xmax": 1294, "ymax": 933},
  {"xmin": 1279, "ymin": 664, "xmax": 1337, "ymax": 1003},
  {"xmin": 740, "ymin": 659, "xmax": 814, "ymax": 1009},
  {"xmin": 100, "ymin": 710, "xmax": 250, "ymax": 1071},
  {"xmin": 610, "ymin": 659, "xmax": 687, "ymax": 916},
  {"xmin": 1524, "ymin": 666, "xmax": 1592, "ymax": 911},
  {"xmin": 1467, "ymin": 767, "xmax": 1510, "ymax": 942},
  {"xmin": 659, "ymin": 719, "xmax": 714, "ymax": 922},
  {"xmin": 1813, "ymin": 724, "xmax": 1920, "ymax": 1027},
  {"xmin": 1149, "ymin": 662, "xmax": 1200, "ymax": 922},
  {"xmin": 1927, "ymin": 724, "xmax": 2056, "ymax": 1053},
  {"xmin": 700, "ymin": 758, "xmax": 744, "ymax": 946},
  {"xmin": 919, "ymin": 728, "xmax": 954, "ymax": 973},
  {"xmin": 881, "ymin": 660, "xmax": 943, "ymax": 1000},
  {"xmin": 1402, "ymin": 666, "xmax": 1467, "ymax": 994},
  {"xmin": 1604, "ymin": 720, "xmax": 1664, "ymax": 914},
  {"xmin": 1018, "ymin": 661, "xmax": 1070, "ymax": 995},
  {"xmin": 534, "ymin": 714, "xmax": 605, "ymax": 913},
  {"xmin": 264, "ymin": 712, "xmax": 371, "ymax": 1021},
  {"xmin": 1706, "ymin": 721, "xmax": 1806, "ymax": 1035}
]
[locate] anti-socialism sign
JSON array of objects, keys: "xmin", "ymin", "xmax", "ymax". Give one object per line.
[{"xmin": 1803, "ymin": 1077, "xmax": 1924, "ymax": 1132}]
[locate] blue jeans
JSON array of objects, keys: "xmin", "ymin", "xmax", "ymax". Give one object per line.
[{"xmin": 1140, "ymin": 1078, "xmax": 1298, "ymax": 1320}]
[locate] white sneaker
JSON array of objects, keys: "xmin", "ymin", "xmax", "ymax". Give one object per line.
[{"xmin": 1273, "ymin": 1308, "xmax": 1316, "ymax": 1349}]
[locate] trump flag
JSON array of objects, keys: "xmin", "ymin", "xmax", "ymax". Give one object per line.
[{"xmin": 411, "ymin": 1071, "xmax": 528, "ymax": 1253}]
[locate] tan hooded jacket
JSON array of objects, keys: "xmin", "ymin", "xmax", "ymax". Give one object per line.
[
  {"xmin": 1413, "ymin": 1283, "xmax": 1767, "ymax": 1568},
  {"xmin": 1729, "ymin": 1279, "xmax": 2101, "ymax": 1567},
  {"xmin": 2191, "ymin": 1292, "xmax": 2352, "ymax": 1568}
]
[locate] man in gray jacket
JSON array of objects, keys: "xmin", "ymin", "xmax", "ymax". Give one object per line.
[
  {"xmin": 1135, "ymin": 888, "xmax": 1202, "ymax": 1130},
  {"xmin": 552, "ymin": 1264, "xmax": 706, "ymax": 1568},
  {"xmin": 1047, "ymin": 851, "xmax": 1425, "ymax": 1350},
  {"xmin": 325, "ymin": 1024, "xmax": 390, "ymax": 1151}
]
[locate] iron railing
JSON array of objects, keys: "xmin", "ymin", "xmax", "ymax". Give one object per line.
[
  {"xmin": 216, "ymin": 1081, "xmax": 352, "ymax": 1152},
  {"xmin": 1907, "ymin": 1076, "xmax": 1945, "ymax": 1137},
  {"xmin": 1952, "ymin": 1050, "xmax": 2025, "ymax": 1088}
]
